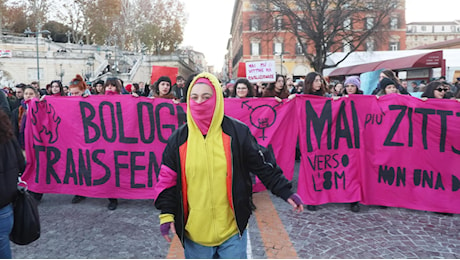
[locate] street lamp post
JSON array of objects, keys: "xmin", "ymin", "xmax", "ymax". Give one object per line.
[
  {"xmin": 24, "ymin": 25, "xmax": 50, "ymax": 82},
  {"xmin": 274, "ymin": 51, "xmax": 290, "ymax": 76}
]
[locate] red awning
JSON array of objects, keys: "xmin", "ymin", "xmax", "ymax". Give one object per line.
[{"xmin": 329, "ymin": 51, "xmax": 443, "ymax": 77}]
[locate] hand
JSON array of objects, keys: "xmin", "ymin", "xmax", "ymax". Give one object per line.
[
  {"xmin": 332, "ymin": 96, "xmax": 341, "ymax": 100},
  {"xmin": 160, "ymin": 222, "xmax": 176, "ymax": 242},
  {"xmin": 287, "ymin": 94, "xmax": 296, "ymax": 100},
  {"xmin": 132, "ymin": 92, "xmax": 139, "ymax": 98},
  {"xmin": 274, "ymin": 96, "xmax": 283, "ymax": 103},
  {"xmin": 287, "ymin": 193, "xmax": 304, "ymax": 213},
  {"xmin": 172, "ymin": 98, "xmax": 180, "ymax": 104}
]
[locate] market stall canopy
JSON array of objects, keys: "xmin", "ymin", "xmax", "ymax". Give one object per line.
[{"xmin": 329, "ymin": 51, "xmax": 443, "ymax": 77}]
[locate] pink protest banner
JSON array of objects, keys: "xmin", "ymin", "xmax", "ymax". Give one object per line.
[
  {"xmin": 22, "ymin": 95, "xmax": 187, "ymax": 199},
  {"xmin": 224, "ymin": 98, "xmax": 298, "ymax": 191},
  {"xmin": 295, "ymin": 95, "xmax": 362, "ymax": 205},
  {"xmin": 359, "ymin": 94, "xmax": 460, "ymax": 213},
  {"xmin": 22, "ymin": 96, "xmax": 297, "ymax": 198},
  {"xmin": 295, "ymin": 94, "xmax": 460, "ymax": 214}
]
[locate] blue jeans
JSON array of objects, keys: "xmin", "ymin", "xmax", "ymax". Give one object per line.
[
  {"xmin": 184, "ymin": 230, "xmax": 247, "ymax": 259},
  {"xmin": 0, "ymin": 204, "xmax": 13, "ymax": 259}
]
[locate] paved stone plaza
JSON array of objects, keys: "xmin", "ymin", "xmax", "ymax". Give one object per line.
[{"xmin": 11, "ymin": 163, "xmax": 460, "ymax": 259}]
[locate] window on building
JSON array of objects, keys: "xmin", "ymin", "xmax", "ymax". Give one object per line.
[
  {"xmin": 390, "ymin": 17, "xmax": 398, "ymax": 30},
  {"xmin": 251, "ymin": 42, "xmax": 260, "ymax": 56},
  {"xmin": 273, "ymin": 42, "xmax": 283, "ymax": 55},
  {"xmin": 366, "ymin": 40, "xmax": 374, "ymax": 51},
  {"xmin": 343, "ymin": 40, "xmax": 352, "ymax": 53},
  {"xmin": 297, "ymin": 21, "xmax": 302, "ymax": 31},
  {"xmin": 344, "ymin": 18, "xmax": 352, "ymax": 30},
  {"xmin": 441, "ymin": 26, "xmax": 445, "ymax": 31},
  {"xmin": 366, "ymin": 17, "xmax": 374, "ymax": 30},
  {"xmin": 389, "ymin": 42, "xmax": 399, "ymax": 51},
  {"xmin": 251, "ymin": 18, "xmax": 259, "ymax": 31},
  {"xmin": 275, "ymin": 17, "xmax": 284, "ymax": 30},
  {"xmin": 295, "ymin": 42, "xmax": 305, "ymax": 54},
  {"xmin": 421, "ymin": 25, "xmax": 426, "ymax": 31}
]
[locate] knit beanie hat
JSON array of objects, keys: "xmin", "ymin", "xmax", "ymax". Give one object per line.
[
  {"xmin": 380, "ymin": 77, "xmax": 396, "ymax": 89},
  {"xmin": 157, "ymin": 76, "xmax": 172, "ymax": 86},
  {"xmin": 344, "ymin": 76, "xmax": 361, "ymax": 89}
]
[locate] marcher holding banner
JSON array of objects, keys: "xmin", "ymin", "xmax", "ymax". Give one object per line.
[
  {"xmin": 70, "ymin": 77, "xmax": 121, "ymax": 210},
  {"xmin": 303, "ymin": 72, "xmax": 330, "ymax": 97},
  {"xmin": 154, "ymin": 72, "xmax": 303, "ymax": 259},
  {"xmin": 262, "ymin": 74, "xmax": 290, "ymax": 99},
  {"xmin": 150, "ymin": 76, "xmax": 176, "ymax": 100},
  {"xmin": 377, "ymin": 78, "xmax": 400, "ymax": 96},
  {"xmin": 234, "ymin": 78, "xmax": 254, "ymax": 98},
  {"xmin": 421, "ymin": 81, "xmax": 450, "ymax": 99},
  {"xmin": 303, "ymin": 72, "xmax": 330, "ymax": 211}
]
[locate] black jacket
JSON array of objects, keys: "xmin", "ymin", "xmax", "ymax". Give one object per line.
[
  {"xmin": 0, "ymin": 138, "xmax": 26, "ymax": 208},
  {"xmin": 154, "ymin": 116, "xmax": 293, "ymax": 246}
]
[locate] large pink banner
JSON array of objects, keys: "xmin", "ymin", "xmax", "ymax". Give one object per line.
[
  {"xmin": 22, "ymin": 95, "xmax": 187, "ymax": 199},
  {"xmin": 359, "ymin": 94, "xmax": 460, "ymax": 213},
  {"xmin": 22, "ymin": 96, "xmax": 297, "ymax": 199},
  {"xmin": 295, "ymin": 94, "xmax": 460, "ymax": 214},
  {"xmin": 22, "ymin": 94, "xmax": 460, "ymax": 213}
]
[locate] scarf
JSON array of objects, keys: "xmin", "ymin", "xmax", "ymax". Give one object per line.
[
  {"xmin": 105, "ymin": 90, "xmax": 119, "ymax": 95},
  {"xmin": 189, "ymin": 78, "xmax": 216, "ymax": 135}
]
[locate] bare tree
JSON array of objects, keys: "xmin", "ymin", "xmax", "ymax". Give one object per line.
[
  {"xmin": 254, "ymin": 0, "xmax": 400, "ymax": 73},
  {"xmin": 135, "ymin": 0, "xmax": 186, "ymax": 55},
  {"xmin": 24, "ymin": 0, "xmax": 50, "ymax": 29}
]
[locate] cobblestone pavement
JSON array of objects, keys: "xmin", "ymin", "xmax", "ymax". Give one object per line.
[{"xmin": 11, "ymin": 162, "xmax": 460, "ymax": 259}]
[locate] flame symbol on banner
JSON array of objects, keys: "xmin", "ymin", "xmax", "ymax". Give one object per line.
[{"xmin": 31, "ymin": 100, "xmax": 61, "ymax": 144}]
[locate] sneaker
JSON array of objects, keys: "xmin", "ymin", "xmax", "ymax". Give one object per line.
[
  {"xmin": 71, "ymin": 195, "xmax": 86, "ymax": 204},
  {"xmin": 350, "ymin": 202, "xmax": 360, "ymax": 213},
  {"xmin": 306, "ymin": 205, "xmax": 317, "ymax": 211},
  {"xmin": 108, "ymin": 199, "xmax": 118, "ymax": 210}
]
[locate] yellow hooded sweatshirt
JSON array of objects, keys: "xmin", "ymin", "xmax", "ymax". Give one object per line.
[{"xmin": 181, "ymin": 72, "xmax": 238, "ymax": 246}]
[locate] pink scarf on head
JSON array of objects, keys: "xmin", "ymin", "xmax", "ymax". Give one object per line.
[{"xmin": 189, "ymin": 78, "xmax": 216, "ymax": 135}]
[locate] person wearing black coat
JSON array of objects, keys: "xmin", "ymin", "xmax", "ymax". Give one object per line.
[
  {"xmin": 0, "ymin": 90, "xmax": 11, "ymax": 119},
  {"xmin": 0, "ymin": 110, "xmax": 26, "ymax": 258}
]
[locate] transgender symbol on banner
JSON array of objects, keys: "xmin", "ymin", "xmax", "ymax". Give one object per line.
[
  {"xmin": 31, "ymin": 100, "xmax": 62, "ymax": 144},
  {"xmin": 241, "ymin": 100, "xmax": 282, "ymax": 140}
]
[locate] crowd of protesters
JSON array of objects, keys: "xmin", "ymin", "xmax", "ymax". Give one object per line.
[{"xmin": 2, "ymin": 68, "xmax": 460, "ymax": 258}]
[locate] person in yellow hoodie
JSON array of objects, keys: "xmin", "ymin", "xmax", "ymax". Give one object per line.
[{"xmin": 154, "ymin": 72, "xmax": 303, "ymax": 258}]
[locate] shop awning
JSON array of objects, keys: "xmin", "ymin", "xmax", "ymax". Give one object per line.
[{"xmin": 329, "ymin": 51, "xmax": 443, "ymax": 77}]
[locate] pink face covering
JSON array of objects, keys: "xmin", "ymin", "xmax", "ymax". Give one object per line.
[
  {"xmin": 189, "ymin": 78, "xmax": 216, "ymax": 135},
  {"xmin": 105, "ymin": 90, "xmax": 118, "ymax": 95}
]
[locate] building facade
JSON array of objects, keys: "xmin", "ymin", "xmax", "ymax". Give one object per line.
[
  {"xmin": 0, "ymin": 35, "xmax": 202, "ymax": 88},
  {"xmin": 227, "ymin": 0, "xmax": 407, "ymax": 80},
  {"xmin": 406, "ymin": 21, "xmax": 460, "ymax": 49}
]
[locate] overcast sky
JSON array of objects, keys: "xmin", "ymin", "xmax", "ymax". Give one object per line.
[{"xmin": 182, "ymin": 0, "xmax": 460, "ymax": 69}]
